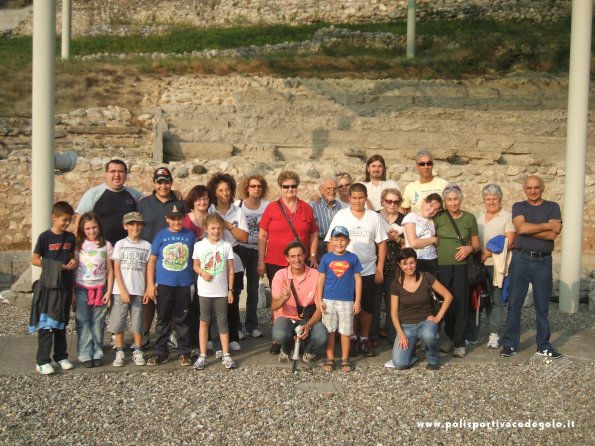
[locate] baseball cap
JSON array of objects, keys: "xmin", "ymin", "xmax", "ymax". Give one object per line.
[
  {"xmin": 330, "ymin": 226, "xmax": 350, "ymax": 238},
  {"xmin": 164, "ymin": 201, "xmax": 185, "ymax": 218},
  {"xmin": 122, "ymin": 212, "xmax": 144, "ymax": 224},
  {"xmin": 153, "ymin": 167, "xmax": 173, "ymax": 182}
]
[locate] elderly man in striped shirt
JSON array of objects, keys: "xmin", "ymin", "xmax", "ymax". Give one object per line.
[{"xmin": 309, "ymin": 177, "xmax": 342, "ymax": 262}]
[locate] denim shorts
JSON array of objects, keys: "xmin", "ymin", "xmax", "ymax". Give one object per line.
[{"xmin": 109, "ymin": 294, "xmax": 144, "ymax": 334}]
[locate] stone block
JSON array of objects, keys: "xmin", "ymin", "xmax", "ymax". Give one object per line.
[{"xmin": 11, "ymin": 266, "xmax": 32, "ymax": 293}]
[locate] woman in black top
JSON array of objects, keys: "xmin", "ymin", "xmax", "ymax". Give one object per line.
[{"xmin": 390, "ymin": 248, "xmax": 453, "ymax": 370}]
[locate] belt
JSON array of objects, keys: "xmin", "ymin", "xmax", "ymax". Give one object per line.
[{"xmin": 515, "ymin": 248, "xmax": 551, "ymax": 257}]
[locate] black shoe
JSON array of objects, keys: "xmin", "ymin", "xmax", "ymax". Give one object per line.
[
  {"xmin": 360, "ymin": 339, "xmax": 376, "ymax": 357},
  {"xmin": 146, "ymin": 355, "xmax": 168, "ymax": 366},
  {"xmin": 269, "ymin": 343, "xmax": 281, "ymax": 355},
  {"xmin": 426, "ymin": 363, "xmax": 441, "ymax": 370},
  {"xmin": 83, "ymin": 360, "xmax": 94, "ymax": 368},
  {"xmin": 537, "ymin": 348, "xmax": 562, "ymax": 358},
  {"xmin": 93, "ymin": 359, "xmax": 103, "ymax": 367},
  {"xmin": 500, "ymin": 346, "xmax": 517, "ymax": 357}
]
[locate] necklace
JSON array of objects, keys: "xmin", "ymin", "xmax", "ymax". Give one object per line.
[{"xmin": 282, "ymin": 199, "xmax": 297, "ymax": 222}]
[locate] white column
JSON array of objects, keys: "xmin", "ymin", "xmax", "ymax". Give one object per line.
[
  {"xmin": 31, "ymin": 0, "xmax": 56, "ymax": 281},
  {"xmin": 61, "ymin": 0, "xmax": 71, "ymax": 60},
  {"xmin": 559, "ymin": 0, "xmax": 592, "ymax": 313},
  {"xmin": 406, "ymin": 0, "xmax": 416, "ymax": 58}
]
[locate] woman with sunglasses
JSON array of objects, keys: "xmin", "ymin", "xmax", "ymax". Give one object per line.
[
  {"xmin": 234, "ymin": 175, "xmax": 270, "ymax": 338},
  {"xmin": 336, "ymin": 172, "xmax": 354, "ymax": 209},
  {"xmin": 258, "ymin": 171, "xmax": 318, "ymax": 354},
  {"xmin": 372, "ymin": 188, "xmax": 406, "ymax": 345}
]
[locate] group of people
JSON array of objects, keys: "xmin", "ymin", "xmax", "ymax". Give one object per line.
[{"xmin": 29, "ymin": 151, "xmax": 563, "ymax": 375}]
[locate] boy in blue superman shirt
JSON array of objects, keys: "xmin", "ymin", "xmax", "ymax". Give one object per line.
[{"xmin": 317, "ymin": 226, "xmax": 362, "ymax": 373}]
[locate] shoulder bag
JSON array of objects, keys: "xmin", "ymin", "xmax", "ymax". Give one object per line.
[
  {"xmin": 422, "ymin": 272, "xmax": 444, "ymax": 316},
  {"xmin": 289, "ymin": 279, "xmax": 316, "ymax": 323},
  {"xmin": 444, "ymin": 211, "xmax": 487, "ymax": 287},
  {"xmin": 277, "ymin": 200, "xmax": 301, "ymax": 243}
]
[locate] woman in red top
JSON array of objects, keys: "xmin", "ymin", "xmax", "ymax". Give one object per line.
[{"xmin": 258, "ymin": 171, "xmax": 319, "ymax": 286}]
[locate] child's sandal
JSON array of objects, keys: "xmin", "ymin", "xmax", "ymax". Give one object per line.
[
  {"xmin": 322, "ymin": 359, "xmax": 335, "ymax": 373},
  {"xmin": 340, "ymin": 360, "xmax": 352, "ymax": 373}
]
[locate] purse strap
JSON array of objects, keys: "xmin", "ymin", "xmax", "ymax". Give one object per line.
[
  {"xmin": 289, "ymin": 278, "xmax": 304, "ymax": 316},
  {"xmin": 277, "ymin": 200, "xmax": 301, "ymax": 242},
  {"xmin": 444, "ymin": 211, "xmax": 468, "ymax": 246}
]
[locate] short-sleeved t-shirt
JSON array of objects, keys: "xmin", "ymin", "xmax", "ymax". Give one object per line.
[
  {"xmin": 236, "ymin": 199, "xmax": 269, "ymax": 250},
  {"xmin": 192, "ymin": 238, "xmax": 235, "ymax": 297},
  {"xmin": 137, "ymin": 191, "xmax": 178, "ymax": 243},
  {"xmin": 271, "ymin": 266, "xmax": 319, "ymax": 321},
  {"xmin": 75, "ymin": 240, "xmax": 113, "ymax": 287},
  {"xmin": 76, "ymin": 184, "xmax": 142, "ymax": 245},
  {"xmin": 209, "ymin": 203, "xmax": 249, "ymax": 272},
  {"xmin": 112, "ymin": 237, "xmax": 152, "ymax": 296},
  {"xmin": 363, "ymin": 180, "xmax": 399, "ymax": 210},
  {"xmin": 476, "ymin": 209, "xmax": 516, "ymax": 266},
  {"xmin": 324, "ymin": 208, "xmax": 388, "ymax": 276},
  {"xmin": 390, "ymin": 272, "xmax": 436, "ymax": 325},
  {"xmin": 33, "ymin": 229, "xmax": 76, "ymax": 285},
  {"xmin": 433, "ymin": 211, "xmax": 479, "ymax": 266},
  {"xmin": 319, "ymin": 251, "xmax": 363, "ymax": 301},
  {"xmin": 402, "ymin": 212, "xmax": 437, "ymax": 260},
  {"xmin": 512, "ymin": 200, "xmax": 561, "ymax": 253},
  {"xmin": 402, "ymin": 176, "xmax": 449, "ymax": 212},
  {"xmin": 260, "ymin": 199, "xmax": 318, "ymax": 267},
  {"xmin": 150, "ymin": 227, "xmax": 196, "ymax": 287}
]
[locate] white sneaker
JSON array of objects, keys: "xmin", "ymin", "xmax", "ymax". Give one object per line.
[
  {"xmin": 238, "ymin": 330, "xmax": 246, "ymax": 340},
  {"xmin": 278, "ymin": 351, "xmax": 289, "ymax": 362},
  {"xmin": 453, "ymin": 347, "xmax": 466, "ymax": 358},
  {"xmin": 384, "ymin": 359, "xmax": 395, "ymax": 368},
  {"xmin": 133, "ymin": 350, "xmax": 146, "ymax": 366},
  {"xmin": 36, "ymin": 363, "xmax": 55, "ymax": 375},
  {"xmin": 113, "ymin": 350, "xmax": 125, "ymax": 367},
  {"xmin": 249, "ymin": 329, "xmax": 263, "ymax": 338},
  {"xmin": 56, "ymin": 359, "xmax": 74, "ymax": 370},
  {"xmin": 207, "ymin": 341, "xmax": 214, "ymax": 352},
  {"xmin": 222, "ymin": 354, "xmax": 237, "ymax": 369},
  {"xmin": 487, "ymin": 333, "xmax": 500, "ymax": 349},
  {"xmin": 229, "ymin": 341, "xmax": 241, "ymax": 351},
  {"xmin": 215, "ymin": 350, "xmax": 224, "ymax": 359}
]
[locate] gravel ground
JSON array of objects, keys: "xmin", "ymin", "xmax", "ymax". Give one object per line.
[
  {"xmin": 0, "ymin": 363, "xmax": 592, "ymax": 445},
  {"xmin": 0, "ymin": 302, "xmax": 593, "ymax": 445}
]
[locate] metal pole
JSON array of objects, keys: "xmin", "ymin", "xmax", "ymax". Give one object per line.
[
  {"xmin": 31, "ymin": 0, "xmax": 56, "ymax": 281},
  {"xmin": 61, "ymin": 0, "xmax": 71, "ymax": 60},
  {"xmin": 559, "ymin": 0, "xmax": 592, "ymax": 313},
  {"xmin": 406, "ymin": 0, "xmax": 416, "ymax": 58}
]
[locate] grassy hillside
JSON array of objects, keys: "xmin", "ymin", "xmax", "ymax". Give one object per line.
[{"xmin": 0, "ymin": 18, "xmax": 586, "ymax": 115}]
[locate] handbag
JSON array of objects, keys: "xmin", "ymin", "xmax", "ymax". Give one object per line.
[
  {"xmin": 422, "ymin": 273, "xmax": 443, "ymax": 316},
  {"xmin": 289, "ymin": 279, "xmax": 316, "ymax": 322},
  {"xmin": 444, "ymin": 211, "xmax": 487, "ymax": 287}
]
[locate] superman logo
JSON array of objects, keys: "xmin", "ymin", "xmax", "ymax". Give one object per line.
[{"xmin": 329, "ymin": 260, "xmax": 350, "ymax": 278}]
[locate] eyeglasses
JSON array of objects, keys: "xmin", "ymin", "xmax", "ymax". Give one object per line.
[
  {"xmin": 249, "ymin": 184, "xmax": 262, "ymax": 188},
  {"xmin": 417, "ymin": 161, "xmax": 433, "ymax": 167},
  {"xmin": 322, "ymin": 187, "xmax": 337, "ymax": 192},
  {"xmin": 281, "ymin": 184, "xmax": 298, "ymax": 189},
  {"xmin": 384, "ymin": 199, "xmax": 401, "ymax": 205}
]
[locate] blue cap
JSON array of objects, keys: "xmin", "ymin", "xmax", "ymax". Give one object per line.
[{"xmin": 330, "ymin": 226, "xmax": 350, "ymax": 238}]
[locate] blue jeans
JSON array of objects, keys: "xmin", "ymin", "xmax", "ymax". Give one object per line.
[
  {"xmin": 501, "ymin": 250, "xmax": 553, "ymax": 351},
  {"xmin": 271, "ymin": 317, "xmax": 328, "ymax": 354},
  {"xmin": 75, "ymin": 288, "xmax": 108, "ymax": 362},
  {"xmin": 392, "ymin": 320, "xmax": 440, "ymax": 369}
]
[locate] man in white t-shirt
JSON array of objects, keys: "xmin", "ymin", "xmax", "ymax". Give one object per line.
[
  {"xmin": 325, "ymin": 183, "xmax": 388, "ymax": 357},
  {"xmin": 362, "ymin": 154, "xmax": 399, "ymax": 211},
  {"xmin": 402, "ymin": 150, "xmax": 448, "ymax": 213}
]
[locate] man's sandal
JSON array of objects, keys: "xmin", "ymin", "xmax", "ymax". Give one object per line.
[
  {"xmin": 340, "ymin": 360, "xmax": 352, "ymax": 373},
  {"xmin": 322, "ymin": 359, "xmax": 335, "ymax": 372}
]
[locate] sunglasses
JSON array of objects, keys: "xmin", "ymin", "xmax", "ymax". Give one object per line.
[
  {"xmin": 384, "ymin": 199, "xmax": 401, "ymax": 205},
  {"xmin": 281, "ymin": 184, "xmax": 298, "ymax": 189},
  {"xmin": 417, "ymin": 161, "xmax": 433, "ymax": 167},
  {"xmin": 338, "ymin": 183, "xmax": 350, "ymax": 188},
  {"xmin": 248, "ymin": 184, "xmax": 262, "ymax": 188}
]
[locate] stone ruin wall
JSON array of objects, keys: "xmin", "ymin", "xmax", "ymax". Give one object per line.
[
  {"xmin": 1, "ymin": 75, "xmax": 594, "ymax": 274},
  {"xmin": 13, "ymin": 0, "xmax": 571, "ymax": 37}
]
